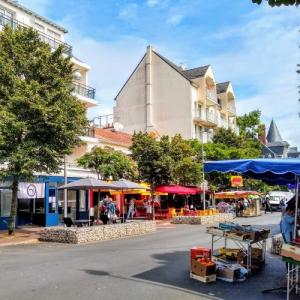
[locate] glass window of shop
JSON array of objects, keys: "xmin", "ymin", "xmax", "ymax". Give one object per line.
[
  {"xmin": 58, "ymin": 189, "xmax": 77, "ymax": 220},
  {"xmin": 0, "ymin": 189, "xmax": 12, "ymax": 217},
  {"xmin": 48, "ymin": 189, "xmax": 56, "ymax": 213},
  {"xmin": 79, "ymin": 190, "xmax": 86, "ymax": 212},
  {"xmin": 34, "ymin": 198, "xmax": 45, "ymax": 214}
]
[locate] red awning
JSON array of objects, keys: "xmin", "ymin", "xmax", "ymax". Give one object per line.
[{"xmin": 155, "ymin": 185, "xmax": 198, "ymax": 195}]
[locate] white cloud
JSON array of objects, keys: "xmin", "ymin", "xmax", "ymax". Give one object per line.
[
  {"xmin": 118, "ymin": 3, "xmax": 139, "ymax": 21},
  {"xmin": 146, "ymin": 0, "xmax": 159, "ymax": 7},
  {"xmin": 166, "ymin": 14, "xmax": 184, "ymax": 25},
  {"xmin": 201, "ymin": 6, "xmax": 300, "ymax": 146}
]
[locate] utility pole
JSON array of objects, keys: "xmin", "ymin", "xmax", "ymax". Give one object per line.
[
  {"xmin": 201, "ymin": 129, "xmax": 206, "ymax": 210},
  {"xmin": 63, "ymin": 156, "xmax": 68, "ymax": 218}
]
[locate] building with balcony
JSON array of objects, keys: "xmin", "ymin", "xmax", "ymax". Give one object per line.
[
  {"xmin": 0, "ymin": 0, "xmax": 99, "ymax": 229},
  {"xmin": 114, "ymin": 46, "xmax": 238, "ymax": 143},
  {"xmin": 0, "ymin": 0, "xmax": 97, "ymax": 108}
]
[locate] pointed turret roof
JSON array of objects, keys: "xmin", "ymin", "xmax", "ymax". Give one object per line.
[{"xmin": 266, "ymin": 120, "xmax": 283, "ymax": 143}]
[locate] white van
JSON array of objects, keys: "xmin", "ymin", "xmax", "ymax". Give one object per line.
[{"xmin": 266, "ymin": 191, "xmax": 294, "ymax": 209}]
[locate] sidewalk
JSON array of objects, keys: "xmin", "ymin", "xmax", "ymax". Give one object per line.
[{"xmin": 0, "ymin": 227, "xmax": 41, "ymax": 247}]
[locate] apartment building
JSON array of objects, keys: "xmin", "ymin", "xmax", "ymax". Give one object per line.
[
  {"xmin": 0, "ymin": 0, "xmax": 100, "ymax": 228},
  {"xmin": 114, "ymin": 46, "xmax": 238, "ymax": 143},
  {"xmin": 0, "ymin": 0, "xmax": 100, "ymax": 161}
]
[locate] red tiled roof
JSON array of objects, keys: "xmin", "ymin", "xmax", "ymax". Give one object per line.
[{"xmin": 93, "ymin": 127, "xmax": 132, "ymax": 146}]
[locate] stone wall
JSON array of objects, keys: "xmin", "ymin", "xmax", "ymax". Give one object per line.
[
  {"xmin": 39, "ymin": 221, "xmax": 156, "ymax": 244},
  {"xmin": 171, "ymin": 213, "xmax": 234, "ymax": 225}
]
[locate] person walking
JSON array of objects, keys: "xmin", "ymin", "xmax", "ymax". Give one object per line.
[
  {"xmin": 127, "ymin": 198, "xmax": 135, "ymax": 220},
  {"xmin": 108, "ymin": 198, "xmax": 117, "ymax": 223}
]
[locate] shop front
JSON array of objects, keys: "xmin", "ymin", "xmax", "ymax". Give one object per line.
[{"xmin": 0, "ymin": 175, "xmax": 91, "ymax": 230}]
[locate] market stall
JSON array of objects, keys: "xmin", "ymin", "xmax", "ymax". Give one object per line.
[
  {"xmin": 215, "ymin": 191, "xmax": 262, "ymax": 217},
  {"xmin": 202, "ymin": 159, "xmax": 300, "ymax": 299}
]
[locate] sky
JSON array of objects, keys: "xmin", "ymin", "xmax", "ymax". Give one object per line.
[{"xmin": 20, "ymin": 0, "xmax": 300, "ymax": 146}]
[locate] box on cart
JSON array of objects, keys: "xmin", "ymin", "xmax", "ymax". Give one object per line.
[
  {"xmin": 215, "ymin": 262, "xmax": 241, "ymax": 282},
  {"xmin": 191, "ymin": 259, "xmax": 216, "ymax": 277}
]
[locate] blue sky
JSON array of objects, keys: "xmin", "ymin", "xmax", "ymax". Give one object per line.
[{"xmin": 21, "ymin": 0, "xmax": 300, "ymax": 146}]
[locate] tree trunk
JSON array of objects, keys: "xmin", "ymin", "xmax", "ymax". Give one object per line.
[{"xmin": 8, "ymin": 176, "xmax": 18, "ymax": 235}]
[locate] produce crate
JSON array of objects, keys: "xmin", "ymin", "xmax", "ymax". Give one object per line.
[
  {"xmin": 226, "ymin": 231, "xmax": 250, "ymax": 241},
  {"xmin": 191, "ymin": 259, "xmax": 216, "ymax": 277},
  {"xmin": 190, "ymin": 272, "xmax": 216, "ymax": 283}
]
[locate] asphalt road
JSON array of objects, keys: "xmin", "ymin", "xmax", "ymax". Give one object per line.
[{"xmin": 0, "ymin": 213, "xmax": 295, "ymax": 300}]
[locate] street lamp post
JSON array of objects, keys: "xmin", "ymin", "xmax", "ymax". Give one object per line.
[{"xmin": 201, "ymin": 130, "xmax": 206, "ymax": 210}]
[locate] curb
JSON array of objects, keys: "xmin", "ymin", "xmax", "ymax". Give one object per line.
[{"xmin": 0, "ymin": 238, "xmax": 39, "ymax": 247}]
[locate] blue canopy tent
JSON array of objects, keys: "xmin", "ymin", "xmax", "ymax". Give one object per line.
[{"xmin": 204, "ymin": 158, "xmax": 300, "ymax": 236}]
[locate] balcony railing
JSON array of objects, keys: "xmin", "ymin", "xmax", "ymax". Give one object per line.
[
  {"xmin": 206, "ymin": 111, "xmax": 218, "ymax": 124},
  {"xmin": 73, "ymin": 82, "xmax": 96, "ymax": 100},
  {"xmin": 193, "ymin": 109, "xmax": 219, "ymax": 125},
  {"xmin": 0, "ymin": 13, "xmax": 72, "ymax": 56},
  {"xmin": 86, "ymin": 127, "xmax": 95, "ymax": 137},
  {"xmin": 227, "ymin": 104, "xmax": 236, "ymax": 114},
  {"xmin": 206, "ymin": 89, "xmax": 218, "ymax": 104}
]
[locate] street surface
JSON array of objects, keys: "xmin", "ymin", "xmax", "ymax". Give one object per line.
[{"xmin": 0, "ymin": 213, "xmax": 295, "ymax": 300}]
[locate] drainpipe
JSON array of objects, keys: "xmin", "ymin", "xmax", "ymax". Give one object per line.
[{"xmin": 145, "ymin": 45, "xmax": 153, "ymax": 132}]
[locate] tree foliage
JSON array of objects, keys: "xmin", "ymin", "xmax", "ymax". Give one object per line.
[
  {"xmin": 252, "ymin": 0, "xmax": 300, "ymax": 6},
  {"xmin": 190, "ymin": 111, "xmax": 263, "ymax": 192},
  {"xmin": 0, "ymin": 26, "xmax": 88, "ymax": 233},
  {"xmin": 77, "ymin": 146, "xmax": 138, "ymax": 181},
  {"xmin": 130, "ymin": 132, "xmax": 201, "ymax": 187}
]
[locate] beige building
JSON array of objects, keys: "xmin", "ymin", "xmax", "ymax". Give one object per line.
[{"xmin": 114, "ymin": 46, "xmax": 238, "ymax": 142}]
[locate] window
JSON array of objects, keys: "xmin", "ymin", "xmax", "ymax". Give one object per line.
[
  {"xmin": 47, "ymin": 28, "xmax": 61, "ymax": 40},
  {"xmin": 0, "ymin": 6, "xmax": 15, "ymax": 27},
  {"xmin": 0, "ymin": 190, "xmax": 12, "ymax": 217},
  {"xmin": 35, "ymin": 198, "xmax": 45, "ymax": 214},
  {"xmin": 48, "ymin": 189, "xmax": 56, "ymax": 213},
  {"xmin": 35, "ymin": 22, "xmax": 45, "ymax": 32},
  {"xmin": 79, "ymin": 190, "xmax": 86, "ymax": 212}
]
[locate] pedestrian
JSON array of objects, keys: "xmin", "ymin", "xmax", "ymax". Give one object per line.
[
  {"xmin": 99, "ymin": 197, "xmax": 109, "ymax": 225},
  {"xmin": 239, "ymin": 201, "xmax": 244, "ymax": 217},
  {"xmin": 280, "ymin": 200, "xmax": 295, "ymax": 243},
  {"xmin": 265, "ymin": 198, "xmax": 271, "ymax": 214},
  {"xmin": 127, "ymin": 198, "xmax": 135, "ymax": 220},
  {"xmin": 108, "ymin": 198, "xmax": 117, "ymax": 223}
]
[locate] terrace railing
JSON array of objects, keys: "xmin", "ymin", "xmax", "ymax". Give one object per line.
[
  {"xmin": 73, "ymin": 82, "xmax": 96, "ymax": 100},
  {"xmin": 0, "ymin": 13, "xmax": 72, "ymax": 56}
]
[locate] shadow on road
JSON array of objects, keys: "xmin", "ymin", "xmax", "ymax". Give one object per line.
[{"xmin": 82, "ymin": 221, "xmax": 295, "ymax": 300}]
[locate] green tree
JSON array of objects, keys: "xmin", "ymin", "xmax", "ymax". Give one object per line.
[
  {"xmin": 169, "ymin": 134, "xmax": 201, "ymax": 185},
  {"xmin": 130, "ymin": 132, "xmax": 203, "ymax": 218},
  {"xmin": 0, "ymin": 26, "xmax": 87, "ymax": 234},
  {"xmin": 252, "ymin": 0, "xmax": 300, "ymax": 5},
  {"xmin": 190, "ymin": 110, "xmax": 263, "ymax": 192},
  {"xmin": 237, "ymin": 110, "xmax": 261, "ymax": 139},
  {"xmin": 130, "ymin": 132, "xmax": 173, "ymax": 188},
  {"xmin": 77, "ymin": 146, "xmax": 138, "ymax": 180}
]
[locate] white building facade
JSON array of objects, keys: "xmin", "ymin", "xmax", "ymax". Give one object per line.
[{"xmin": 114, "ymin": 46, "xmax": 238, "ymax": 142}]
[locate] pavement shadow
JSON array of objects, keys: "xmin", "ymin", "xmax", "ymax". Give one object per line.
[{"xmin": 132, "ymin": 250, "xmax": 290, "ymax": 300}]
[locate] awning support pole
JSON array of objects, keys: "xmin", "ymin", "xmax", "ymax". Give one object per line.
[{"xmin": 294, "ymin": 176, "xmax": 299, "ymax": 239}]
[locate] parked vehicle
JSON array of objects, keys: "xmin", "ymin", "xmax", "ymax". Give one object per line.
[{"xmin": 266, "ymin": 191, "xmax": 294, "ymax": 210}]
